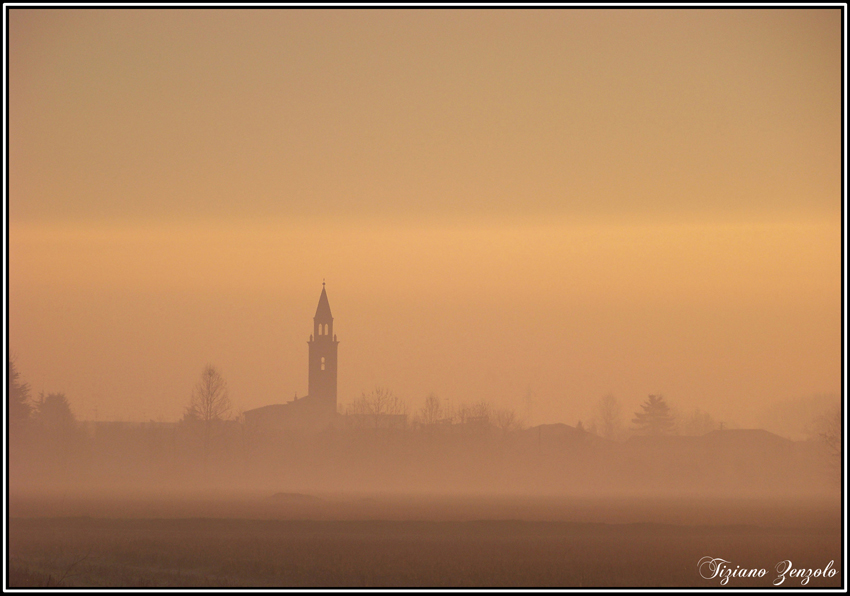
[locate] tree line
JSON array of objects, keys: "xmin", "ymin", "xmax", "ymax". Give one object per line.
[
  {"xmin": 8, "ymin": 356, "xmax": 841, "ymax": 447},
  {"xmin": 5, "ymin": 357, "xmax": 741, "ymax": 443},
  {"xmin": 7, "ymin": 357, "xmax": 841, "ymax": 492}
]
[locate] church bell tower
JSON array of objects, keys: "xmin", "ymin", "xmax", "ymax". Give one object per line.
[{"xmin": 308, "ymin": 282, "xmax": 338, "ymax": 413}]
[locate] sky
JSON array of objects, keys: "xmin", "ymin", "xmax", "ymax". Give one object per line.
[{"xmin": 8, "ymin": 8, "xmax": 843, "ymax": 428}]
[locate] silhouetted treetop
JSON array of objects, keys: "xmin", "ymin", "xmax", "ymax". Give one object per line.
[
  {"xmin": 186, "ymin": 364, "xmax": 231, "ymax": 424},
  {"xmin": 418, "ymin": 393, "xmax": 443, "ymax": 427},
  {"xmin": 632, "ymin": 394, "xmax": 675, "ymax": 435},
  {"xmin": 8, "ymin": 357, "xmax": 31, "ymax": 432},
  {"xmin": 594, "ymin": 393, "xmax": 622, "ymax": 440},
  {"xmin": 34, "ymin": 392, "xmax": 75, "ymax": 430}
]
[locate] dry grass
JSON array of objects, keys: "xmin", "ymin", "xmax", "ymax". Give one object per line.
[{"xmin": 9, "ymin": 511, "xmax": 842, "ymax": 588}]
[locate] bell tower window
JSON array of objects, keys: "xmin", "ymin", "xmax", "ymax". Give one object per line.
[{"xmin": 321, "ymin": 356, "xmax": 325, "ymax": 371}]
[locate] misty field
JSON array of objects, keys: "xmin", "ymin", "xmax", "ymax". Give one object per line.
[{"xmin": 8, "ymin": 493, "xmax": 842, "ymax": 588}]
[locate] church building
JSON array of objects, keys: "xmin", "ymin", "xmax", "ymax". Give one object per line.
[{"xmin": 243, "ymin": 284, "xmax": 339, "ymax": 432}]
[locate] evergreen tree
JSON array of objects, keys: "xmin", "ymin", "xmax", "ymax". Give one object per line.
[
  {"xmin": 632, "ymin": 394, "xmax": 675, "ymax": 435},
  {"xmin": 34, "ymin": 392, "xmax": 76, "ymax": 430},
  {"xmin": 8, "ymin": 357, "xmax": 31, "ymax": 434},
  {"xmin": 31, "ymin": 392, "xmax": 80, "ymax": 472}
]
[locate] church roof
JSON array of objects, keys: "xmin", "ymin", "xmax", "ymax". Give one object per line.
[{"xmin": 314, "ymin": 284, "xmax": 333, "ymax": 320}]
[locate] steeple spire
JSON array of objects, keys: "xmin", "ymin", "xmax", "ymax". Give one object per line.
[{"xmin": 314, "ymin": 283, "xmax": 332, "ymax": 320}]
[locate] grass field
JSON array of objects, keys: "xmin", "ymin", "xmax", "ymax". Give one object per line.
[{"xmin": 7, "ymin": 492, "xmax": 843, "ymax": 588}]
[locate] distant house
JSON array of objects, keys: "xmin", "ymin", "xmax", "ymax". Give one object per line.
[{"xmin": 243, "ymin": 284, "xmax": 340, "ymax": 433}]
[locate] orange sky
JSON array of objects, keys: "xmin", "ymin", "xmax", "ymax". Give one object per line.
[{"xmin": 8, "ymin": 9, "xmax": 842, "ymax": 427}]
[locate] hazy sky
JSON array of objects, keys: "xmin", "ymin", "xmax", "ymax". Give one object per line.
[{"xmin": 8, "ymin": 9, "xmax": 842, "ymax": 426}]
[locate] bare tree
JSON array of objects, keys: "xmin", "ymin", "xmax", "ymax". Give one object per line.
[
  {"xmin": 453, "ymin": 403, "xmax": 469, "ymax": 425},
  {"xmin": 468, "ymin": 399, "xmax": 492, "ymax": 421},
  {"xmin": 346, "ymin": 386, "xmax": 407, "ymax": 429},
  {"xmin": 451, "ymin": 400, "xmax": 491, "ymax": 424},
  {"xmin": 185, "ymin": 364, "xmax": 232, "ymax": 468},
  {"xmin": 451, "ymin": 399, "xmax": 492, "ymax": 432},
  {"xmin": 815, "ymin": 405, "xmax": 841, "ymax": 463},
  {"xmin": 681, "ymin": 408, "xmax": 720, "ymax": 436},
  {"xmin": 594, "ymin": 393, "xmax": 622, "ymax": 440},
  {"xmin": 494, "ymin": 408, "xmax": 524, "ymax": 435},
  {"xmin": 418, "ymin": 393, "xmax": 443, "ymax": 427}
]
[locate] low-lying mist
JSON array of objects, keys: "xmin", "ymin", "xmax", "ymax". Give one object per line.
[{"xmin": 9, "ymin": 415, "xmax": 839, "ymax": 500}]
